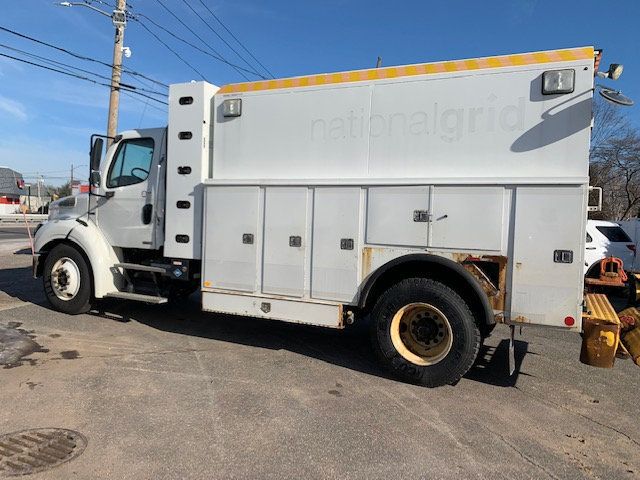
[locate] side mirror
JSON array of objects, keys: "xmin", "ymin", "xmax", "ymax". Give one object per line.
[
  {"xmin": 90, "ymin": 137, "xmax": 104, "ymax": 171},
  {"xmin": 90, "ymin": 170, "xmax": 101, "ymax": 187}
]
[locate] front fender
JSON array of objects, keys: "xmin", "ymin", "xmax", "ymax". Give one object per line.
[{"xmin": 35, "ymin": 218, "xmax": 124, "ymax": 298}]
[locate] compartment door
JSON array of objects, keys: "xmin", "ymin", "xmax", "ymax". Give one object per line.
[
  {"xmin": 430, "ymin": 186, "xmax": 504, "ymax": 251},
  {"xmin": 510, "ymin": 186, "xmax": 586, "ymax": 326},
  {"xmin": 203, "ymin": 186, "xmax": 260, "ymax": 292},
  {"xmin": 263, "ymin": 187, "xmax": 308, "ymax": 297},
  {"xmin": 366, "ymin": 186, "xmax": 430, "ymax": 247},
  {"xmin": 312, "ymin": 188, "xmax": 361, "ymax": 302}
]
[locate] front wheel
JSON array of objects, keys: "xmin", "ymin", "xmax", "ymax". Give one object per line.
[
  {"xmin": 370, "ymin": 278, "xmax": 480, "ymax": 387},
  {"xmin": 43, "ymin": 244, "xmax": 93, "ymax": 314}
]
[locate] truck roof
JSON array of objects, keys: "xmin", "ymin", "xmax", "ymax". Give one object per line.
[{"xmin": 218, "ymin": 46, "xmax": 594, "ymax": 95}]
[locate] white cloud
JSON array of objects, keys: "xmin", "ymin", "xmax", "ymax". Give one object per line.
[{"xmin": 0, "ymin": 95, "xmax": 27, "ymax": 121}]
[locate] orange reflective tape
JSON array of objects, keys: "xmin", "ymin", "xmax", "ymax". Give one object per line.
[{"xmin": 218, "ymin": 46, "xmax": 594, "ymax": 94}]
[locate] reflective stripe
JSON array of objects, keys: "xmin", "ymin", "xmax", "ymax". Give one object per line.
[{"xmin": 218, "ymin": 46, "xmax": 594, "ymax": 94}]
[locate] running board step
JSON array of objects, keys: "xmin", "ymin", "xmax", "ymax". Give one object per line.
[
  {"xmin": 114, "ymin": 263, "xmax": 166, "ymax": 274},
  {"xmin": 104, "ymin": 291, "xmax": 168, "ymax": 304}
]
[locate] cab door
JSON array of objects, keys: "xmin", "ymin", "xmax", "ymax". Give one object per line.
[{"xmin": 96, "ymin": 128, "xmax": 166, "ymax": 249}]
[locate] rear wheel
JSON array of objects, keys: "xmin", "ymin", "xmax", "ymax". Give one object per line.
[
  {"xmin": 43, "ymin": 244, "xmax": 92, "ymax": 314},
  {"xmin": 370, "ymin": 278, "xmax": 480, "ymax": 387}
]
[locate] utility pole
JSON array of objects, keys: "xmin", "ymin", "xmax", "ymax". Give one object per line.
[
  {"xmin": 37, "ymin": 176, "xmax": 41, "ymax": 209},
  {"xmin": 107, "ymin": 0, "xmax": 127, "ymax": 148},
  {"xmin": 70, "ymin": 163, "xmax": 74, "ymax": 186},
  {"xmin": 57, "ymin": 1, "xmax": 128, "ymax": 148}
]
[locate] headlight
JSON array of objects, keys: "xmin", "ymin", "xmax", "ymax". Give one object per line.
[{"xmin": 542, "ymin": 69, "xmax": 575, "ymax": 95}]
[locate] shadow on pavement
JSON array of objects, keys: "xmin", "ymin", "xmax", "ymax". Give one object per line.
[
  {"xmin": 0, "ymin": 265, "xmax": 528, "ymax": 387},
  {"xmin": 0, "ymin": 266, "xmax": 46, "ymax": 306},
  {"xmin": 90, "ymin": 295, "xmax": 527, "ymax": 387},
  {"xmin": 466, "ymin": 339, "xmax": 534, "ymax": 387}
]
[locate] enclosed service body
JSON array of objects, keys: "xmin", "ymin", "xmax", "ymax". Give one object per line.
[{"xmin": 35, "ymin": 46, "xmax": 601, "ymax": 386}]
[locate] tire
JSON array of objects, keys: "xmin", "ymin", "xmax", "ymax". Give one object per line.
[
  {"xmin": 43, "ymin": 244, "xmax": 93, "ymax": 314},
  {"xmin": 370, "ymin": 278, "xmax": 480, "ymax": 387}
]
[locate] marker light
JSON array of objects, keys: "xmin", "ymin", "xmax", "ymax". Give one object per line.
[
  {"xmin": 564, "ymin": 316, "xmax": 576, "ymax": 327},
  {"xmin": 222, "ymin": 98, "xmax": 242, "ymax": 117},
  {"xmin": 542, "ymin": 69, "xmax": 575, "ymax": 95}
]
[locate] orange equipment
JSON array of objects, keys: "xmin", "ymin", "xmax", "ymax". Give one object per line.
[{"xmin": 598, "ymin": 256, "xmax": 627, "ymax": 285}]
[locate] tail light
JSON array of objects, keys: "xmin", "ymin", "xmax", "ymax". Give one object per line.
[{"xmin": 626, "ymin": 244, "xmax": 636, "ymax": 253}]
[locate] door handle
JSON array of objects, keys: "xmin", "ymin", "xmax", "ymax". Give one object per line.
[
  {"xmin": 142, "ymin": 204, "xmax": 153, "ymax": 225},
  {"xmin": 586, "ymin": 247, "xmax": 597, "ymax": 250}
]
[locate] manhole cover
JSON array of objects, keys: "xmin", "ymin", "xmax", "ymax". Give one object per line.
[{"xmin": 0, "ymin": 428, "xmax": 87, "ymax": 477}]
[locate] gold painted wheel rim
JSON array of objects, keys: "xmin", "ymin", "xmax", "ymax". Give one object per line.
[{"xmin": 390, "ymin": 303, "xmax": 453, "ymax": 366}]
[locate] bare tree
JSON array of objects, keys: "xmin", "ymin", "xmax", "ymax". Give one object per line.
[{"xmin": 589, "ymin": 97, "xmax": 640, "ymax": 220}]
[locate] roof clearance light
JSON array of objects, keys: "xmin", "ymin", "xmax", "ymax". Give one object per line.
[
  {"xmin": 222, "ymin": 98, "xmax": 242, "ymax": 117},
  {"xmin": 542, "ymin": 69, "xmax": 575, "ymax": 95}
]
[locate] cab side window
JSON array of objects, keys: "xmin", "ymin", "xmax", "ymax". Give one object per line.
[
  {"xmin": 107, "ymin": 138, "xmax": 154, "ymax": 188},
  {"xmin": 586, "ymin": 233, "xmax": 592, "ymax": 243}
]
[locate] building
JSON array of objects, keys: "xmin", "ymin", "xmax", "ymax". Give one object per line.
[
  {"xmin": 0, "ymin": 166, "xmax": 24, "ymax": 214},
  {"xmin": 71, "ymin": 180, "xmax": 89, "ymax": 196}
]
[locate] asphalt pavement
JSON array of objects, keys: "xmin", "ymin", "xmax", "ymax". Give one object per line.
[
  {"xmin": 0, "ymin": 244, "xmax": 638, "ymax": 479},
  {"xmin": 0, "ymin": 226, "xmax": 30, "ymax": 242}
]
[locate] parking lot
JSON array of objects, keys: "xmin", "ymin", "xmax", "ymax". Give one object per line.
[{"xmin": 0, "ymin": 226, "xmax": 638, "ymax": 479}]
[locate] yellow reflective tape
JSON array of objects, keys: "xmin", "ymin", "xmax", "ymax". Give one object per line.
[
  {"xmin": 508, "ymin": 54, "xmax": 526, "ymax": 66},
  {"xmin": 533, "ymin": 52, "xmax": 550, "ymax": 63},
  {"xmin": 218, "ymin": 46, "xmax": 594, "ymax": 94},
  {"xmin": 443, "ymin": 61, "xmax": 457, "ymax": 72},
  {"xmin": 464, "ymin": 59, "xmax": 480, "ymax": 70},
  {"xmin": 486, "ymin": 57, "xmax": 502, "ymax": 68},
  {"xmin": 557, "ymin": 49, "xmax": 577, "ymax": 61}
]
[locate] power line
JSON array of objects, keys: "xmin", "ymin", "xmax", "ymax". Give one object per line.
[
  {"xmin": 178, "ymin": 0, "xmax": 261, "ymax": 79},
  {"xmin": 135, "ymin": 21, "xmax": 208, "ymax": 81},
  {"xmin": 85, "ymin": 0, "xmax": 117, "ymax": 8},
  {"xmin": 121, "ymin": 89, "xmax": 167, "ymax": 114},
  {"xmin": 0, "ymin": 43, "xmax": 165, "ymax": 97},
  {"xmin": 149, "ymin": 0, "xmax": 255, "ymax": 81},
  {"xmin": 0, "ymin": 52, "xmax": 168, "ymax": 105},
  {"xmin": 129, "ymin": 12, "xmax": 263, "ymax": 79},
  {"xmin": 194, "ymin": 0, "xmax": 274, "ymax": 79},
  {"xmin": 0, "ymin": 25, "xmax": 168, "ymax": 88}
]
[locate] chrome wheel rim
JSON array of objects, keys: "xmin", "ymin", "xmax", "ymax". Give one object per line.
[
  {"xmin": 51, "ymin": 257, "xmax": 81, "ymax": 301},
  {"xmin": 390, "ymin": 302, "xmax": 453, "ymax": 366}
]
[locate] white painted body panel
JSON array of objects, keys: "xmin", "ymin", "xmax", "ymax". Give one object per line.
[
  {"xmin": 201, "ymin": 290, "xmax": 342, "ymax": 328},
  {"xmin": 165, "ymin": 82, "xmax": 219, "ymax": 259},
  {"xmin": 312, "ymin": 187, "xmax": 361, "ymax": 302},
  {"xmin": 262, "ymin": 188, "xmax": 308, "ymax": 297},
  {"xmin": 201, "ymin": 52, "xmax": 593, "ymax": 329},
  {"xmin": 212, "ymin": 60, "xmax": 592, "ymax": 183}
]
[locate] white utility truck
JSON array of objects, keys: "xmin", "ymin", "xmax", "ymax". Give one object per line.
[{"xmin": 34, "ymin": 46, "xmax": 625, "ymax": 386}]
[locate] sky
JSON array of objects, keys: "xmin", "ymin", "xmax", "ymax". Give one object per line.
[{"xmin": 0, "ymin": 0, "xmax": 639, "ymax": 186}]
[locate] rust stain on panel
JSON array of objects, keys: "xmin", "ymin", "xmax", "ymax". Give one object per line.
[
  {"xmin": 457, "ymin": 254, "xmax": 508, "ymax": 312},
  {"xmin": 362, "ymin": 247, "xmax": 383, "ymax": 278}
]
